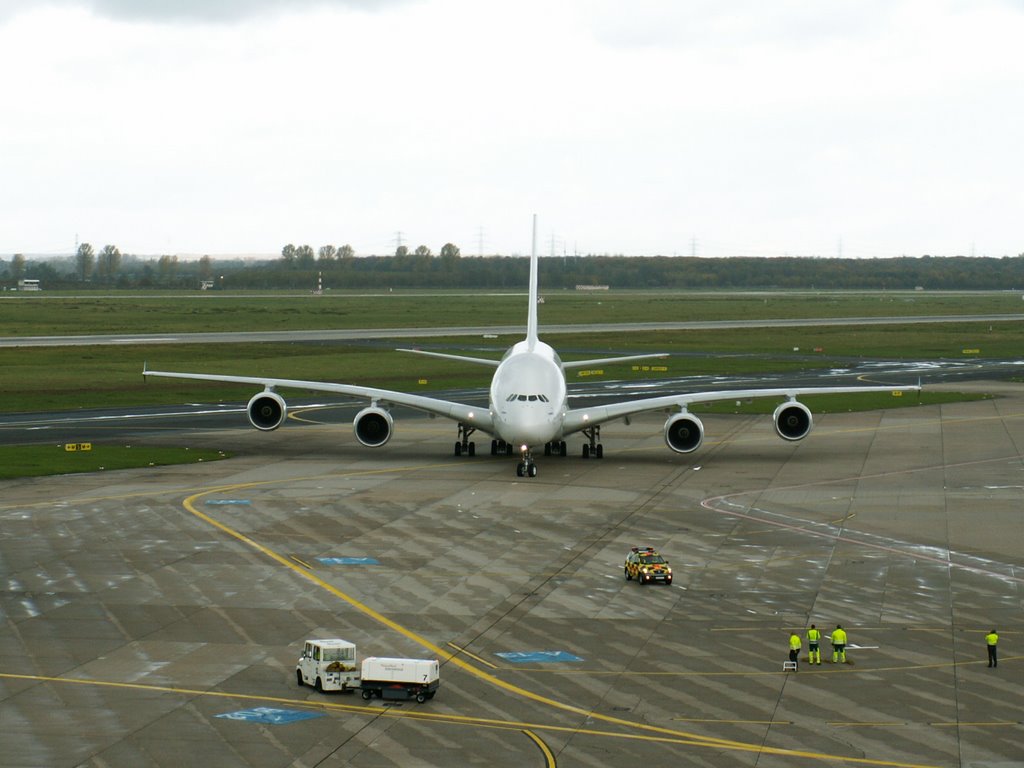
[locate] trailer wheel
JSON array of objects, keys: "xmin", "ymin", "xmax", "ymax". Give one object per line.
[
  {"xmin": 361, "ymin": 689, "xmax": 372, "ymax": 700},
  {"xmin": 416, "ymin": 692, "xmax": 427, "ymax": 703}
]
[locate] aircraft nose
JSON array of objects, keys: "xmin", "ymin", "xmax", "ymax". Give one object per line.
[{"xmin": 506, "ymin": 413, "xmax": 558, "ymax": 447}]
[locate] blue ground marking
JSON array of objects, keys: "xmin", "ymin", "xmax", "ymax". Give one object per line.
[
  {"xmin": 495, "ymin": 651, "xmax": 583, "ymax": 663},
  {"xmin": 205, "ymin": 499, "xmax": 251, "ymax": 505},
  {"xmin": 215, "ymin": 707, "xmax": 323, "ymax": 724},
  {"xmin": 317, "ymin": 556, "xmax": 381, "ymax": 565}
]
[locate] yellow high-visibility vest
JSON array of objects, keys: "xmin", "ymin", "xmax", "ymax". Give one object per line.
[{"xmin": 986, "ymin": 632, "xmax": 998, "ymax": 646}]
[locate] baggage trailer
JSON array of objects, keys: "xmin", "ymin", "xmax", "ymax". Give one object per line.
[
  {"xmin": 360, "ymin": 657, "xmax": 439, "ymax": 703},
  {"xmin": 296, "ymin": 638, "xmax": 359, "ymax": 693}
]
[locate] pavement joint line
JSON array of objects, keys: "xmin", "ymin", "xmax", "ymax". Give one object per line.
[
  {"xmin": 701, "ymin": 453, "xmax": 1024, "ymax": 585},
  {"xmin": 168, "ymin": 471, "xmax": 949, "ymax": 768},
  {"xmin": 0, "ymin": 670, "xmax": 936, "ymax": 758}
]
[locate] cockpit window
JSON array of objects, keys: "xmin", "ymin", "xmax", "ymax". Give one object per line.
[{"xmin": 506, "ymin": 393, "xmax": 551, "ymax": 403}]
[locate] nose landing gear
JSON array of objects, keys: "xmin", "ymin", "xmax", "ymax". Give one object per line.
[{"xmin": 516, "ymin": 448, "xmax": 538, "ymax": 478}]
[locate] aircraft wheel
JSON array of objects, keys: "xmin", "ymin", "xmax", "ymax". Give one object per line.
[
  {"xmin": 454, "ymin": 442, "xmax": 462, "ymax": 456},
  {"xmin": 468, "ymin": 442, "xmax": 475, "ymax": 456},
  {"xmin": 516, "ymin": 463, "xmax": 524, "ymax": 477},
  {"xmin": 560, "ymin": 441, "xmax": 567, "ymax": 455},
  {"xmin": 596, "ymin": 444, "xmax": 604, "ymax": 459},
  {"xmin": 491, "ymin": 440, "xmax": 498, "ymax": 455},
  {"xmin": 582, "ymin": 444, "xmax": 590, "ymax": 459},
  {"xmin": 544, "ymin": 443, "xmax": 551, "ymax": 456},
  {"xmin": 528, "ymin": 464, "xmax": 537, "ymax": 477}
]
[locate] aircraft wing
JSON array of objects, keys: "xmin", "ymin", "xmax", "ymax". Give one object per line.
[
  {"xmin": 142, "ymin": 367, "xmax": 494, "ymax": 430},
  {"xmin": 560, "ymin": 384, "xmax": 919, "ymax": 435}
]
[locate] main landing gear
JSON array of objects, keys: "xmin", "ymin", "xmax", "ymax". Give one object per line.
[
  {"xmin": 581, "ymin": 425, "xmax": 604, "ymax": 459},
  {"xmin": 454, "ymin": 423, "xmax": 476, "ymax": 456},
  {"xmin": 490, "ymin": 439, "xmax": 515, "ymax": 456}
]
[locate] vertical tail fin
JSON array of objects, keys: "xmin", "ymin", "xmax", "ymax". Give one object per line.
[{"xmin": 526, "ymin": 214, "xmax": 539, "ymax": 349}]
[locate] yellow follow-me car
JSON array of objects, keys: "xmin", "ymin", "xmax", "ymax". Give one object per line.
[{"xmin": 624, "ymin": 546, "xmax": 673, "ymax": 585}]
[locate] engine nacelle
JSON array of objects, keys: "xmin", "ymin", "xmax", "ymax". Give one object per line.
[
  {"xmin": 773, "ymin": 400, "xmax": 813, "ymax": 441},
  {"xmin": 354, "ymin": 406, "xmax": 393, "ymax": 447},
  {"xmin": 664, "ymin": 412, "xmax": 704, "ymax": 454},
  {"xmin": 247, "ymin": 391, "xmax": 287, "ymax": 431}
]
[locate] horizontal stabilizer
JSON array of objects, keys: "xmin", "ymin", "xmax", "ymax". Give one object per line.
[
  {"xmin": 562, "ymin": 353, "xmax": 669, "ymax": 370},
  {"xmin": 397, "ymin": 348, "xmax": 501, "ymax": 367}
]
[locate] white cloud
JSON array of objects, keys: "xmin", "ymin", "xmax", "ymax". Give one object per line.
[
  {"xmin": 1, "ymin": 0, "xmax": 1022, "ymax": 257},
  {"xmin": 0, "ymin": 0, "xmax": 408, "ymax": 23}
]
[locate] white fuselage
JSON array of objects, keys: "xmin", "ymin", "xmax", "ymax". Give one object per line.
[{"xmin": 488, "ymin": 339, "xmax": 568, "ymax": 449}]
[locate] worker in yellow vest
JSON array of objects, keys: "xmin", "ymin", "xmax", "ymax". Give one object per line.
[
  {"xmin": 831, "ymin": 624, "xmax": 847, "ymax": 663},
  {"xmin": 986, "ymin": 629, "xmax": 998, "ymax": 668},
  {"xmin": 789, "ymin": 631, "xmax": 802, "ymax": 671},
  {"xmin": 806, "ymin": 624, "xmax": 822, "ymax": 665}
]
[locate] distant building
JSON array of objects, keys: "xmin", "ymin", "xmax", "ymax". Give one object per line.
[{"xmin": 17, "ymin": 279, "xmax": 41, "ymax": 291}]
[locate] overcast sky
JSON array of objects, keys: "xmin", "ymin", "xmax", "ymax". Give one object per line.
[{"xmin": 1, "ymin": 0, "xmax": 1022, "ymax": 259}]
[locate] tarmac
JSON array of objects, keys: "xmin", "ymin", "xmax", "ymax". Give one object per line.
[{"xmin": 1, "ymin": 383, "xmax": 1023, "ymax": 767}]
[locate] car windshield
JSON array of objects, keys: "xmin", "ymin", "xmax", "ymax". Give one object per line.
[
  {"xmin": 322, "ymin": 647, "xmax": 354, "ymax": 662},
  {"xmin": 639, "ymin": 554, "xmax": 666, "ymax": 564}
]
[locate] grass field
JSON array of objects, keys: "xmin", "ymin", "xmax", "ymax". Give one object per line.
[
  {"xmin": 0, "ymin": 444, "xmax": 231, "ymax": 480},
  {"xmin": 2, "ymin": 288, "xmax": 1024, "ymax": 335},
  {"xmin": 1, "ymin": 288, "xmax": 1020, "ymax": 415}
]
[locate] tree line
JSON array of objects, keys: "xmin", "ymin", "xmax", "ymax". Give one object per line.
[{"xmin": 2, "ymin": 243, "xmax": 1024, "ymax": 291}]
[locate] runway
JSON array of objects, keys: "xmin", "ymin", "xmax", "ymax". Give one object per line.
[
  {"xmin": 1, "ymin": 384, "xmax": 1023, "ymax": 767},
  {"xmin": 1, "ymin": 313, "xmax": 1022, "ymax": 347}
]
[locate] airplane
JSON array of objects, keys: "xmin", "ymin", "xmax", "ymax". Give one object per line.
[{"xmin": 143, "ymin": 217, "xmax": 919, "ymax": 478}]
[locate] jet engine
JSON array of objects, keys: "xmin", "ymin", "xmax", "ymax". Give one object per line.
[
  {"xmin": 664, "ymin": 412, "xmax": 704, "ymax": 454},
  {"xmin": 773, "ymin": 399, "xmax": 812, "ymax": 441},
  {"xmin": 247, "ymin": 391, "xmax": 287, "ymax": 431},
  {"xmin": 354, "ymin": 406, "xmax": 393, "ymax": 447}
]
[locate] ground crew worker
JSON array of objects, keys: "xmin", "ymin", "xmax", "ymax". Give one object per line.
[
  {"xmin": 986, "ymin": 629, "xmax": 998, "ymax": 668},
  {"xmin": 806, "ymin": 624, "xmax": 822, "ymax": 665},
  {"xmin": 831, "ymin": 624, "xmax": 847, "ymax": 663},
  {"xmin": 789, "ymin": 631, "xmax": 802, "ymax": 671}
]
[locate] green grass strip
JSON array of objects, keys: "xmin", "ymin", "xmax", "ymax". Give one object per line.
[{"xmin": 0, "ymin": 444, "xmax": 231, "ymax": 480}]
